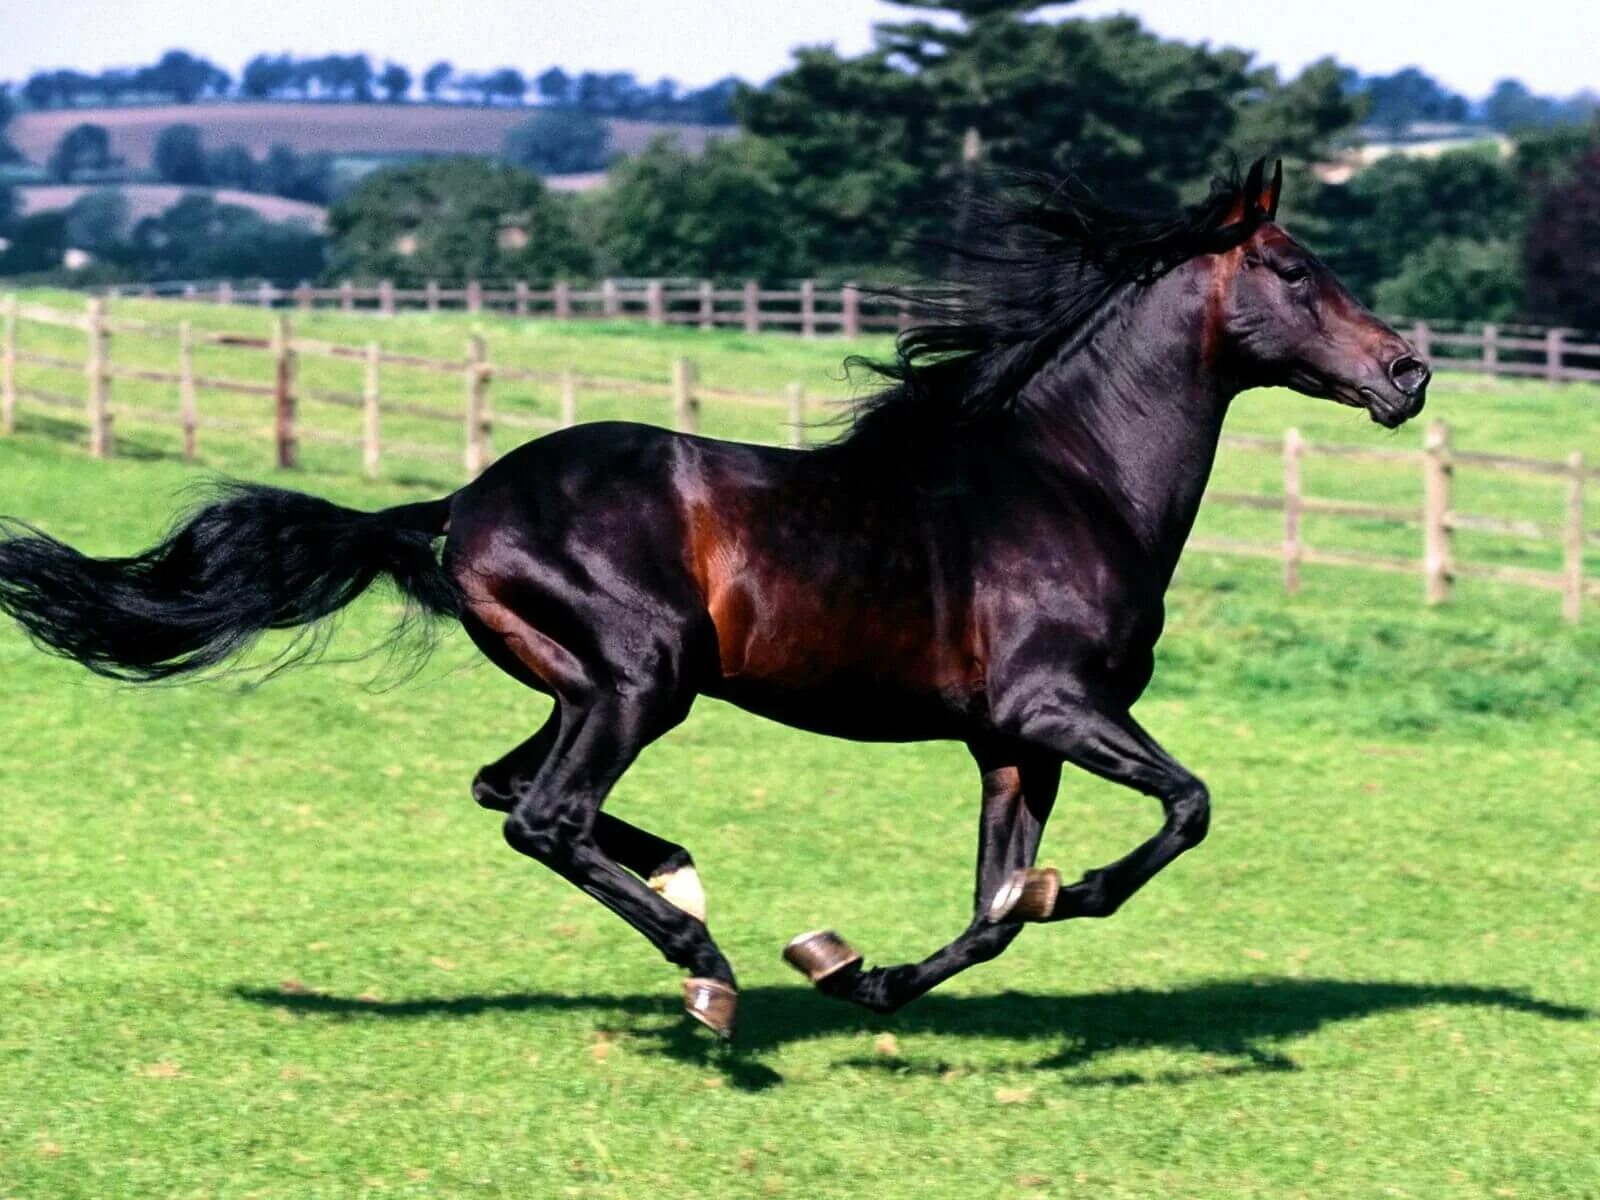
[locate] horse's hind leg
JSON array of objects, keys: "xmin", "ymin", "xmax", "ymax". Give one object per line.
[
  {"xmin": 784, "ymin": 745, "xmax": 1059, "ymax": 1015},
  {"xmin": 474, "ymin": 718, "xmax": 706, "ymax": 922},
  {"xmin": 500, "ymin": 692, "xmax": 740, "ymax": 1037}
]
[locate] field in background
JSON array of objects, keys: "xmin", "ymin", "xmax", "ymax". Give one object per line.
[
  {"xmin": 0, "ymin": 316, "xmax": 1597, "ymax": 1197},
  {"xmin": 14, "ymin": 183, "xmax": 328, "ymax": 229},
  {"xmin": 6, "ymin": 102, "xmax": 727, "ymax": 171}
]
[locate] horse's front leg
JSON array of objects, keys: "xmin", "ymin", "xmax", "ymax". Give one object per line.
[
  {"xmin": 783, "ymin": 744, "xmax": 1059, "ymax": 1014},
  {"xmin": 989, "ymin": 695, "xmax": 1210, "ymax": 924}
]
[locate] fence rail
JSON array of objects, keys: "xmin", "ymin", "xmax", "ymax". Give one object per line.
[
  {"xmin": 3, "ymin": 294, "xmax": 1595, "ymax": 623},
  {"xmin": 104, "ymin": 279, "xmax": 1600, "ymax": 384}
]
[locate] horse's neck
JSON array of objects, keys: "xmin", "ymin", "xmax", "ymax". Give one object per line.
[{"xmin": 1011, "ymin": 281, "xmax": 1233, "ymax": 577}]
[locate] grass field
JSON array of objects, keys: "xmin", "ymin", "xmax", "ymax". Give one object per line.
[{"xmin": 0, "ymin": 312, "xmax": 1597, "ymax": 1198}]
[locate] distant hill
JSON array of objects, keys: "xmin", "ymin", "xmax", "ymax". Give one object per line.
[
  {"xmin": 16, "ymin": 184, "xmax": 327, "ymax": 230},
  {"xmin": 7, "ymin": 102, "xmax": 730, "ymax": 170}
]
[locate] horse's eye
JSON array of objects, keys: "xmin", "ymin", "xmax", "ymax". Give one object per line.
[{"xmin": 1280, "ymin": 265, "xmax": 1310, "ymax": 285}]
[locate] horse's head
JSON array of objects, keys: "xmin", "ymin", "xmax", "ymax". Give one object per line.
[{"xmin": 1207, "ymin": 159, "xmax": 1430, "ymax": 428}]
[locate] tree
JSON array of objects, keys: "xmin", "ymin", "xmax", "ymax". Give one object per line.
[
  {"xmin": 1524, "ymin": 145, "xmax": 1600, "ymax": 328},
  {"xmin": 207, "ymin": 144, "xmax": 258, "ymax": 190},
  {"xmin": 128, "ymin": 195, "xmax": 326, "ymax": 283},
  {"xmin": 1305, "ymin": 145, "xmax": 1523, "ymax": 303},
  {"xmin": 63, "ymin": 189, "xmax": 132, "ymax": 254},
  {"xmin": 598, "ymin": 136, "xmax": 804, "ymax": 278},
  {"xmin": 1487, "ymin": 79, "xmax": 1555, "ymax": 132},
  {"xmin": 422, "ymin": 61, "xmax": 452, "ymax": 101},
  {"xmin": 47, "ymin": 124, "xmax": 118, "ymax": 183},
  {"xmin": 1355, "ymin": 67, "xmax": 1470, "ymax": 137},
  {"xmin": 1374, "ymin": 237, "xmax": 1522, "ymax": 321},
  {"xmin": 153, "ymin": 124, "xmax": 210, "ymax": 185},
  {"xmin": 260, "ymin": 145, "xmax": 334, "ymax": 204},
  {"xmin": 503, "ymin": 109, "xmax": 611, "ymax": 174},
  {"xmin": 242, "ymin": 54, "xmax": 294, "ymax": 99},
  {"xmin": 0, "ymin": 84, "xmax": 19, "ymax": 165},
  {"xmin": 0, "ymin": 212, "xmax": 69, "ymax": 275},
  {"xmin": 0, "ymin": 181, "xmax": 16, "ymax": 236},
  {"xmin": 738, "ymin": 6, "xmax": 1295, "ymax": 271},
  {"xmin": 326, "ymin": 158, "xmax": 592, "ymax": 284},
  {"xmin": 148, "ymin": 49, "xmax": 230, "ymax": 104},
  {"xmin": 536, "ymin": 66, "xmax": 571, "ymax": 105},
  {"xmin": 484, "ymin": 68, "xmax": 527, "ymax": 107},
  {"xmin": 379, "ymin": 62, "xmax": 412, "ymax": 103}
]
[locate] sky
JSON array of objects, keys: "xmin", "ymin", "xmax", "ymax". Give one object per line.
[{"xmin": 1, "ymin": 0, "xmax": 1597, "ymax": 100}]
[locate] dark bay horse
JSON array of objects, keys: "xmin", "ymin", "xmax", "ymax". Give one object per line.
[{"xmin": 0, "ymin": 160, "xmax": 1428, "ymax": 1039}]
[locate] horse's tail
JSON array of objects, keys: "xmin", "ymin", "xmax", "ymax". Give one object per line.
[{"xmin": 0, "ymin": 482, "xmax": 459, "ymax": 682}]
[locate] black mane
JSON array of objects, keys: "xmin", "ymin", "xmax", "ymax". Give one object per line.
[{"xmin": 840, "ymin": 168, "xmax": 1266, "ymax": 447}]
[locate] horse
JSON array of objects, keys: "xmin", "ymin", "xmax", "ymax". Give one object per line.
[{"xmin": 0, "ymin": 159, "xmax": 1428, "ymax": 1040}]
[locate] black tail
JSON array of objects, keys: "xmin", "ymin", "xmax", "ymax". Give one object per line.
[{"xmin": 0, "ymin": 483, "xmax": 459, "ymax": 681}]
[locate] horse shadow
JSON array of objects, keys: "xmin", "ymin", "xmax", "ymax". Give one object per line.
[{"xmin": 235, "ymin": 976, "xmax": 1590, "ymax": 1093}]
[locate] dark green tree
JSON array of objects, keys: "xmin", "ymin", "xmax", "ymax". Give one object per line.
[
  {"xmin": 153, "ymin": 124, "xmax": 210, "ymax": 185},
  {"xmin": 1374, "ymin": 237, "xmax": 1523, "ymax": 321},
  {"xmin": 47, "ymin": 124, "xmax": 118, "ymax": 183},
  {"xmin": 1524, "ymin": 145, "xmax": 1600, "ymax": 328},
  {"xmin": 326, "ymin": 158, "xmax": 592, "ymax": 284},
  {"xmin": 0, "ymin": 85, "xmax": 19, "ymax": 165},
  {"xmin": 598, "ymin": 136, "xmax": 804, "ymax": 278},
  {"xmin": 422, "ymin": 61, "xmax": 452, "ymax": 101},
  {"xmin": 503, "ymin": 109, "xmax": 612, "ymax": 174},
  {"xmin": 379, "ymin": 62, "xmax": 412, "ymax": 103}
]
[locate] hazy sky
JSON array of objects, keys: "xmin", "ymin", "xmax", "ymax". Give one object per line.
[{"xmin": 2, "ymin": 0, "xmax": 1596, "ymax": 99}]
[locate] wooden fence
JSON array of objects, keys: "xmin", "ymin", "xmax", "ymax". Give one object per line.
[
  {"xmin": 1193, "ymin": 424, "xmax": 1595, "ymax": 623},
  {"xmin": 109, "ymin": 278, "xmax": 915, "ymax": 339},
  {"xmin": 1, "ymin": 294, "xmax": 818, "ymax": 481},
  {"xmin": 106, "ymin": 280, "xmax": 1600, "ymax": 383},
  {"xmin": 3, "ymin": 295, "xmax": 1595, "ymax": 622}
]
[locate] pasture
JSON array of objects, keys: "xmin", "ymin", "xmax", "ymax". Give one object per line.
[{"xmin": 0, "ymin": 311, "xmax": 1596, "ymax": 1197}]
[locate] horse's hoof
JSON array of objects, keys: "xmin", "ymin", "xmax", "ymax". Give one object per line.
[
  {"xmin": 986, "ymin": 867, "xmax": 1061, "ymax": 923},
  {"xmin": 649, "ymin": 865, "xmax": 707, "ymax": 924},
  {"xmin": 682, "ymin": 977, "xmax": 737, "ymax": 1040},
  {"xmin": 783, "ymin": 929, "xmax": 863, "ymax": 983}
]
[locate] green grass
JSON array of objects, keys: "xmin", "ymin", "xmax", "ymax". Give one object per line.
[{"xmin": 0, "ymin": 313, "xmax": 1597, "ymax": 1198}]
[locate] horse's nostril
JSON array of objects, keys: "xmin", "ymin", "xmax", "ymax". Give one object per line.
[{"xmin": 1388, "ymin": 354, "xmax": 1430, "ymax": 396}]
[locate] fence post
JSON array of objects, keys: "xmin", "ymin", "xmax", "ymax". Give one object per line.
[
  {"xmin": 672, "ymin": 357, "xmax": 698, "ymax": 434},
  {"xmin": 379, "ymin": 279, "xmax": 395, "ymax": 317},
  {"xmin": 698, "ymin": 280, "xmax": 714, "ymax": 331},
  {"xmin": 800, "ymin": 279, "xmax": 816, "ymax": 338},
  {"xmin": 787, "ymin": 382, "xmax": 805, "ymax": 449},
  {"xmin": 467, "ymin": 279, "xmax": 483, "ymax": 316},
  {"xmin": 1482, "ymin": 323, "xmax": 1498, "ymax": 375},
  {"xmin": 515, "ymin": 280, "xmax": 530, "ymax": 318},
  {"xmin": 271, "ymin": 314, "xmax": 297, "ymax": 468},
  {"xmin": 257, "ymin": 282, "xmax": 272, "ymax": 309},
  {"xmin": 218, "ymin": 280, "xmax": 234, "ymax": 306},
  {"xmin": 560, "ymin": 369, "xmax": 578, "ymax": 428},
  {"xmin": 85, "ymin": 296, "xmax": 113, "ymax": 459},
  {"xmin": 842, "ymin": 284, "xmax": 861, "ymax": 340},
  {"xmin": 554, "ymin": 279, "xmax": 572, "ymax": 321},
  {"xmin": 295, "ymin": 282, "xmax": 312, "ymax": 313},
  {"xmin": 1546, "ymin": 328, "xmax": 1565, "ymax": 382},
  {"xmin": 1423, "ymin": 419, "xmax": 1452, "ymax": 606},
  {"xmin": 1, "ymin": 294, "xmax": 16, "ymax": 436},
  {"xmin": 1283, "ymin": 427, "xmax": 1303, "ymax": 595},
  {"xmin": 743, "ymin": 280, "xmax": 759, "ymax": 335},
  {"xmin": 464, "ymin": 334, "xmax": 492, "ymax": 476},
  {"xmin": 1412, "ymin": 320, "xmax": 1431, "ymax": 363},
  {"xmin": 426, "ymin": 280, "xmax": 440, "ymax": 314},
  {"xmin": 179, "ymin": 319, "xmax": 197, "ymax": 461},
  {"xmin": 646, "ymin": 280, "xmax": 665, "ymax": 325},
  {"xmin": 602, "ymin": 278, "xmax": 620, "ymax": 318},
  {"xmin": 340, "ymin": 280, "xmax": 355, "ymax": 313},
  {"xmin": 363, "ymin": 341, "xmax": 382, "ymax": 480},
  {"xmin": 183, "ymin": 283, "xmax": 197, "ymax": 301},
  {"xmin": 1564, "ymin": 451, "xmax": 1585, "ymax": 624}
]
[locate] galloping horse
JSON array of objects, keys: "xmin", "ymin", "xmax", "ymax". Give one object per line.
[{"xmin": 0, "ymin": 160, "xmax": 1428, "ymax": 1039}]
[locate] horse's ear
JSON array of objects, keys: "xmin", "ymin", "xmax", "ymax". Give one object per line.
[
  {"xmin": 1227, "ymin": 157, "xmax": 1269, "ymax": 225},
  {"xmin": 1261, "ymin": 159, "xmax": 1283, "ymax": 220}
]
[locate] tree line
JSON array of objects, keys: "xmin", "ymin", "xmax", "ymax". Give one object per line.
[
  {"xmin": 7, "ymin": 51, "xmax": 740, "ymax": 124},
  {"xmin": 3, "ymin": 2, "xmax": 1599, "ymax": 328}
]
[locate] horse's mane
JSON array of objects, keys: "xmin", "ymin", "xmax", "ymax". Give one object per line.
[{"xmin": 838, "ymin": 167, "xmax": 1267, "ymax": 448}]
